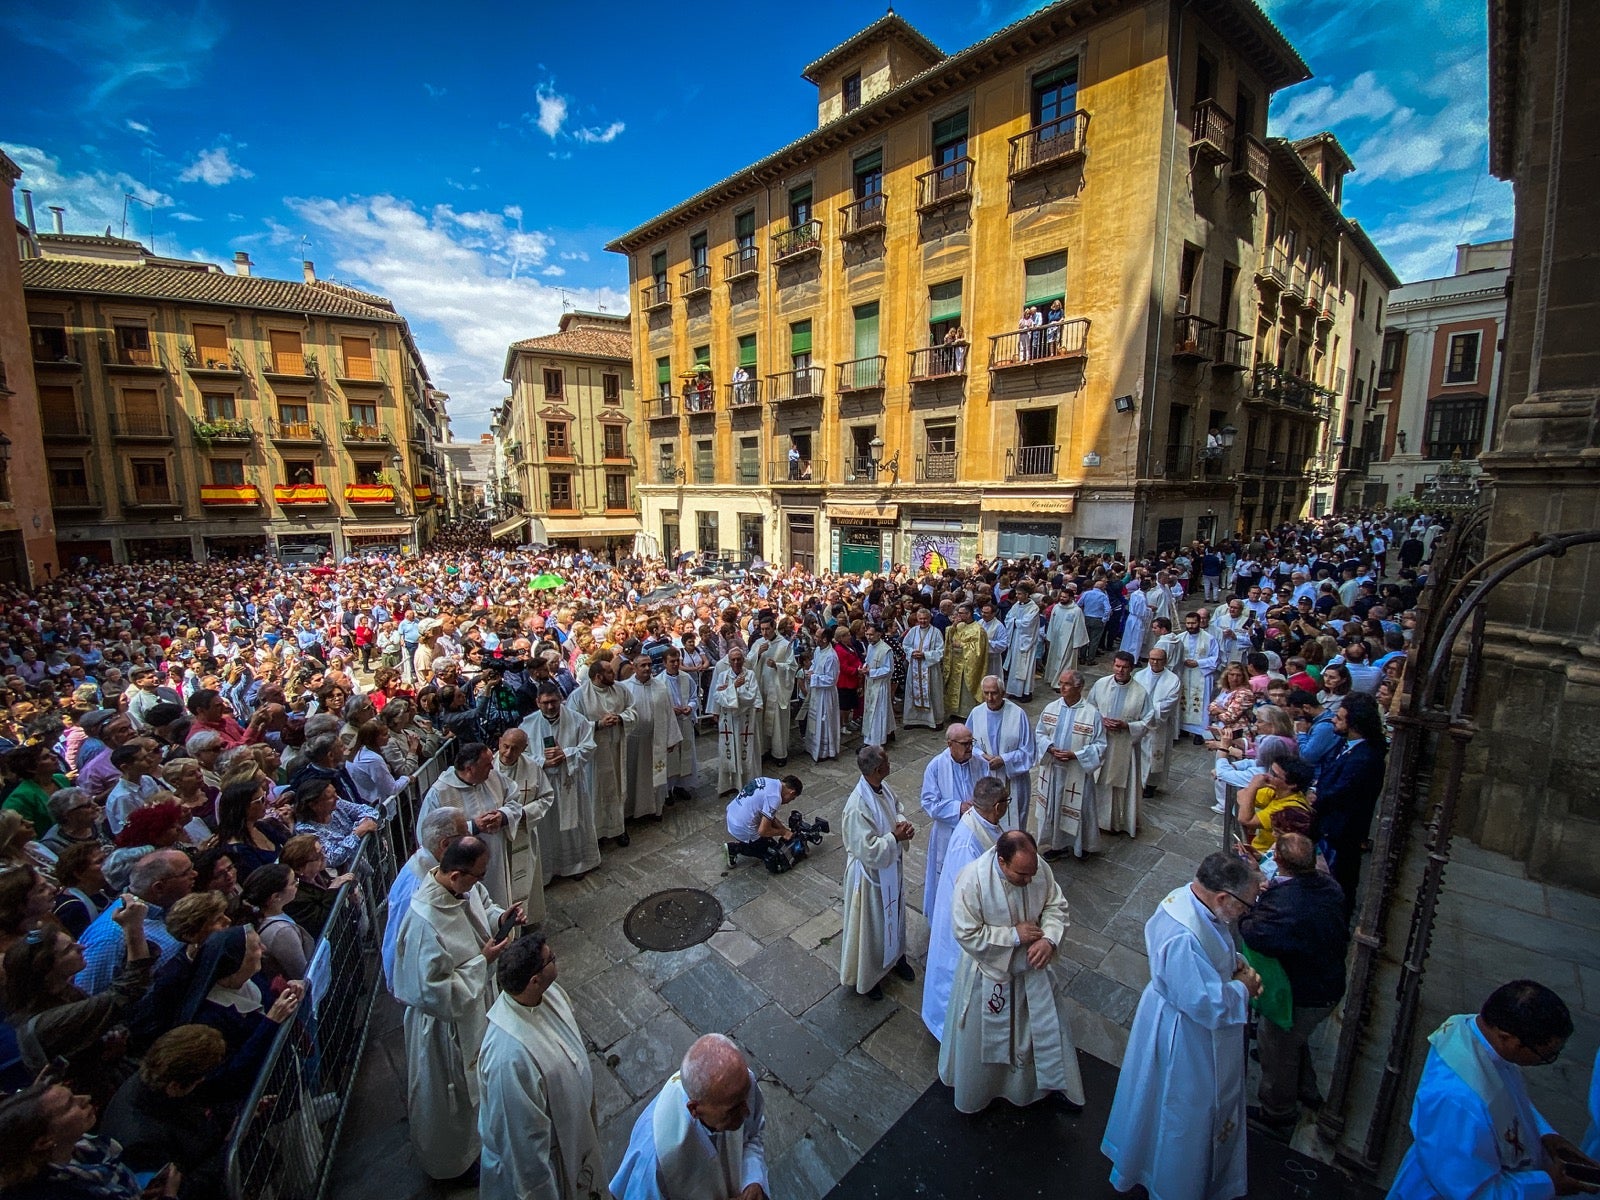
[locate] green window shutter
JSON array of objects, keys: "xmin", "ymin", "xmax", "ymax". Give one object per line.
[
  {"xmin": 1033, "ymin": 61, "xmax": 1078, "ymax": 92},
  {"xmin": 853, "ymin": 302, "xmax": 880, "ymax": 357},
  {"xmin": 735, "ymin": 210, "xmax": 755, "ymax": 239},
  {"xmin": 693, "ymin": 345, "xmax": 711, "ymax": 368},
  {"xmin": 932, "ymin": 111, "xmax": 969, "ymax": 147},
  {"xmin": 929, "ymin": 279, "xmax": 963, "ymax": 323},
  {"xmin": 650, "ymin": 251, "xmax": 666, "ymax": 276},
  {"xmin": 790, "ymin": 321, "xmax": 812, "ymax": 356},
  {"xmin": 789, "ymin": 183, "xmax": 812, "ymax": 208},
  {"xmin": 1024, "ymin": 252, "xmax": 1068, "ymax": 307},
  {"xmin": 738, "ymin": 335, "xmax": 757, "ymax": 368},
  {"xmin": 656, "ymin": 357, "xmax": 671, "ymax": 386},
  {"xmin": 853, "ymin": 149, "xmax": 882, "ymax": 176}
]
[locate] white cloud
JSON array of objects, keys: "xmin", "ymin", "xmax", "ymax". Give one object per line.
[
  {"xmin": 170, "ymin": 211, "xmax": 202, "ymax": 222},
  {"xmin": 532, "ymin": 85, "xmax": 567, "ymax": 139},
  {"xmin": 0, "ymin": 141, "xmax": 172, "ymax": 235},
  {"xmin": 125, "ymin": 119, "xmax": 152, "ymax": 135},
  {"xmin": 282, "ymin": 194, "xmax": 627, "ymax": 437},
  {"xmin": 523, "ymin": 81, "xmax": 623, "ymax": 147},
  {"xmin": 561, "ymin": 250, "xmax": 590, "ymax": 262},
  {"xmin": 1274, "ymin": 71, "xmax": 1397, "ymax": 139},
  {"xmin": 573, "ymin": 121, "xmax": 625, "ymax": 144},
  {"xmin": 423, "ymin": 82, "xmax": 447, "ymax": 98},
  {"xmin": 541, "ymin": 265, "xmax": 565, "ymax": 276},
  {"xmin": 2, "ymin": 3, "xmax": 222, "ymax": 108},
  {"xmin": 178, "ymin": 145, "xmax": 253, "ymax": 186}
]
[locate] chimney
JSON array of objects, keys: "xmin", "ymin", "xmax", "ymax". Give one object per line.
[
  {"xmin": 48, "ymin": 206, "xmax": 65, "ymax": 234},
  {"xmin": 233, "ymin": 251, "xmax": 253, "ymax": 277},
  {"xmin": 302, "ymin": 260, "xmax": 316, "ymax": 284},
  {"xmin": 19, "ymin": 190, "xmax": 36, "ymax": 236}
]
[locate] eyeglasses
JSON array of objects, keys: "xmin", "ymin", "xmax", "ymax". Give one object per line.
[
  {"xmin": 1224, "ymin": 890, "xmax": 1257, "ymax": 910},
  {"xmin": 949, "ymin": 738, "xmax": 974, "ymax": 747}
]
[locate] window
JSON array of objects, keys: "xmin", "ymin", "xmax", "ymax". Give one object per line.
[
  {"xmin": 853, "ymin": 149, "xmax": 883, "ymax": 199},
  {"xmin": 1380, "ymin": 331, "xmax": 1404, "ymax": 389},
  {"xmin": 211, "ymin": 459, "xmax": 246, "ymax": 485},
  {"xmin": 656, "ymin": 356, "xmax": 672, "ymax": 399},
  {"xmin": 926, "ymin": 422, "xmax": 957, "ymax": 454},
  {"xmin": 277, "ymin": 401, "xmax": 310, "ymax": 426},
  {"xmin": 50, "ymin": 458, "xmax": 88, "ymax": 489},
  {"xmin": 740, "ymin": 513, "xmax": 764, "ymax": 560},
  {"xmin": 548, "ymin": 471, "xmax": 573, "ymax": 509},
  {"xmin": 546, "ymin": 420, "xmax": 570, "ymax": 457},
  {"xmin": 1219, "ymin": 264, "xmax": 1238, "ymax": 328},
  {"xmin": 340, "ymin": 337, "xmax": 375, "ymax": 380},
  {"xmin": 605, "ymin": 473, "xmax": 629, "ymax": 509},
  {"xmin": 1234, "ymin": 87, "xmax": 1257, "ymax": 144},
  {"xmin": 734, "ymin": 210, "xmax": 756, "ymax": 252},
  {"xmin": 1374, "ymin": 296, "xmax": 1385, "ymax": 333},
  {"xmin": 788, "ymin": 183, "xmax": 813, "ymax": 228},
  {"xmin": 1023, "ymin": 251, "xmax": 1067, "ymax": 309},
  {"xmin": 737, "ymin": 435, "xmax": 760, "ymax": 483},
  {"xmin": 603, "ymin": 373, "xmax": 621, "ymax": 404},
  {"xmin": 114, "ymin": 322, "xmax": 152, "ymax": 366},
  {"xmin": 924, "ymin": 421, "xmax": 957, "ymax": 481},
  {"xmin": 284, "ymin": 459, "xmax": 316, "ymax": 485},
  {"xmin": 1445, "ymin": 332, "xmax": 1480, "ymax": 384},
  {"xmin": 121, "ymin": 388, "xmax": 163, "ymax": 435},
  {"xmin": 657, "ymin": 441, "xmax": 677, "ymax": 482},
  {"xmin": 203, "ymin": 393, "xmax": 236, "ymax": 421},
  {"xmin": 693, "ymin": 438, "xmax": 714, "ymax": 483},
  {"xmin": 929, "ymin": 279, "xmax": 962, "ymax": 344},
  {"xmin": 689, "ymin": 232, "xmax": 709, "ymax": 273},
  {"xmin": 850, "ymin": 426, "xmax": 877, "ymax": 479},
  {"xmin": 349, "ymin": 401, "xmax": 378, "ymax": 427},
  {"xmin": 1358, "ymin": 279, "xmax": 1369, "ymax": 321},
  {"xmin": 603, "ymin": 425, "xmax": 626, "ymax": 459},
  {"xmin": 1031, "ymin": 59, "xmax": 1079, "ymax": 127},
  {"xmin": 736, "ymin": 334, "xmax": 757, "ymax": 377},
  {"xmin": 543, "ymin": 368, "xmax": 564, "ymax": 399},
  {"xmin": 696, "ymin": 511, "xmax": 719, "ymax": 554},
  {"xmin": 842, "ymin": 71, "xmax": 861, "ymax": 113},
  {"xmin": 933, "ymin": 110, "xmax": 968, "ymax": 164},
  {"xmin": 131, "ymin": 459, "xmax": 170, "ymax": 501},
  {"xmin": 790, "ymin": 321, "xmax": 812, "ymax": 371},
  {"xmin": 651, "ymin": 251, "xmax": 668, "ymax": 287},
  {"xmin": 268, "ymin": 330, "xmax": 304, "ymax": 374},
  {"xmin": 1178, "ymin": 245, "xmax": 1202, "ymax": 315},
  {"xmin": 1194, "ymin": 50, "xmax": 1216, "ymax": 106},
  {"xmin": 193, "ymin": 323, "xmax": 229, "ymax": 366},
  {"xmin": 853, "ymin": 302, "xmax": 880, "ymax": 358},
  {"xmin": 354, "ymin": 460, "xmax": 384, "ymax": 485},
  {"xmin": 30, "ymin": 313, "xmax": 70, "ymax": 361}
]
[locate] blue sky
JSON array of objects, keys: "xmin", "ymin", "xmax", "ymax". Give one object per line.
[{"xmin": 3, "ymin": 0, "xmax": 1510, "ymax": 436}]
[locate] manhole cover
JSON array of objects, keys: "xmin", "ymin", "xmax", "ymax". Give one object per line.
[{"xmin": 623, "ymin": 888, "xmax": 724, "ymax": 952}]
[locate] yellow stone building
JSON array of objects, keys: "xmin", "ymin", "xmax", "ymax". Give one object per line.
[
  {"xmin": 20, "ymin": 237, "xmax": 447, "ymax": 563},
  {"xmin": 607, "ymin": 3, "xmax": 1395, "ymax": 570},
  {"xmin": 494, "ymin": 311, "xmax": 638, "ymax": 556}
]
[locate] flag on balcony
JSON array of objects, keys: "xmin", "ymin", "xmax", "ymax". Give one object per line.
[
  {"xmin": 345, "ymin": 484, "xmax": 395, "ymax": 503},
  {"xmin": 198, "ymin": 485, "xmax": 261, "ymax": 506},
  {"xmin": 273, "ymin": 484, "xmax": 330, "ymax": 505}
]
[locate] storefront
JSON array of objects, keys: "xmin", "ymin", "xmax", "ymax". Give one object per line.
[
  {"xmin": 203, "ymin": 535, "xmax": 270, "ymax": 560},
  {"xmin": 826, "ymin": 503, "xmax": 897, "ymax": 574},
  {"xmin": 540, "ymin": 515, "xmax": 642, "ymax": 562},
  {"xmin": 899, "ymin": 510, "xmax": 979, "ymax": 573},
  {"xmin": 126, "ymin": 537, "xmax": 195, "ymax": 563},
  {"xmin": 275, "ymin": 533, "xmax": 335, "ymax": 564}
]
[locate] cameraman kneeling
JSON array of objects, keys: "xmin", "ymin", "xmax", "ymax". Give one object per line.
[{"xmin": 726, "ymin": 775, "xmax": 804, "ymax": 870}]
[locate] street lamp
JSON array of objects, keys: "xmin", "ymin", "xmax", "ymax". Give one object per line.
[
  {"xmin": 1218, "ymin": 425, "xmax": 1238, "ymax": 449},
  {"xmin": 864, "ymin": 435, "xmax": 900, "ymax": 482}
]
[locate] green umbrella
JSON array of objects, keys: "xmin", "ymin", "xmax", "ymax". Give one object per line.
[{"xmin": 528, "ymin": 572, "xmax": 567, "ymax": 590}]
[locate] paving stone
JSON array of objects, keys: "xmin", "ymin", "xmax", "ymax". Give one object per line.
[
  {"xmin": 712, "ymin": 868, "xmax": 769, "ymax": 911},
  {"xmin": 791, "ymin": 909, "xmax": 844, "ymax": 950},
  {"xmin": 569, "ymin": 962, "xmax": 666, "ymax": 1051},
  {"xmin": 1056, "ymin": 876, "xmax": 1131, "ymax": 931},
  {"xmin": 732, "ymin": 1002, "xmax": 839, "ymax": 1093},
  {"xmin": 800, "ymin": 984, "xmax": 898, "ymax": 1055},
  {"xmin": 590, "ymin": 1054, "xmax": 636, "ymax": 1118},
  {"xmin": 611, "ymin": 1008, "xmax": 699, "ymax": 1097},
  {"xmin": 861, "ymin": 1005, "xmax": 941, "ymax": 1090},
  {"xmin": 709, "ymin": 927, "xmax": 763, "ymax": 966},
  {"xmin": 627, "ymin": 939, "xmax": 714, "ymax": 987},
  {"xmin": 804, "ymin": 1049, "xmax": 920, "ymax": 1152},
  {"xmin": 741, "ymin": 936, "xmax": 840, "ymax": 1015},
  {"xmin": 754, "ymin": 1079, "xmax": 819, "ymax": 1164},
  {"xmin": 1099, "ymin": 942, "xmax": 1152, "ymax": 992},
  {"xmin": 1056, "ymin": 922, "xmax": 1115, "ymax": 969},
  {"xmin": 731, "ymin": 890, "xmax": 809, "ymax": 942},
  {"xmin": 548, "ymin": 923, "xmax": 616, "ymax": 988},
  {"xmin": 658, "ymin": 954, "xmax": 769, "ymax": 1033},
  {"xmin": 770, "ymin": 1119, "xmax": 862, "ymax": 1200},
  {"xmin": 1065, "ymin": 967, "xmax": 1142, "ymax": 1026}
]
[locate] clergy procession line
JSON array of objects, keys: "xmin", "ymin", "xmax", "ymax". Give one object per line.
[{"xmin": 8, "ymin": 513, "xmax": 1599, "ymax": 1199}]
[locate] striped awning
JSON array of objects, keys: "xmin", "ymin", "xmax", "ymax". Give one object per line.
[{"xmin": 491, "ymin": 515, "xmax": 529, "ymax": 540}]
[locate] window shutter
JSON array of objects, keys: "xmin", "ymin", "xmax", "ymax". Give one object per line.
[
  {"xmin": 929, "ymin": 279, "xmax": 963, "ymax": 323},
  {"xmin": 853, "ymin": 303, "xmax": 880, "ymax": 358},
  {"xmin": 656, "ymin": 357, "xmax": 671, "ymax": 386},
  {"xmin": 735, "ymin": 211, "xmax": 755, "ymax": 239},
  {"xmin": 738, "ymin": 335, "xmax": 757, "ymax": 368},
  {"xmin": 854, "ymin": 149, "xmax": 883, "ymax": 176},
  {"xmin": 790, "ymin": 321, "xmax": 812, "ymax": 356},
  {"xmin": 789, "ymin": 183, "xmax": 812, "ymax": 208},
  {"xmin": 693, "ymin": 345, "xmax": 711, "ymax": 368},
  {"xmin": 1024, "ymin": 252, "xmax": 1068, "ymax": 306},
  {"xmin": 193, "ymin": 324, "xmax": 229, "ymax": 362},
  {"xmin": 932, "ymin": 111, "xmax": 969, "ymax": 146}
]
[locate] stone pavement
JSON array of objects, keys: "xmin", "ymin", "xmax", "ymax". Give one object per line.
[{"xmin": 330, "ymin": 661, "xmax": 1243, "ymax": 1200}]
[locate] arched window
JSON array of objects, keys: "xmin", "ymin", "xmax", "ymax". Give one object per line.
[{"xmin": 1422, "ymin": 393, "xmax": 1488, "ymax": 458}]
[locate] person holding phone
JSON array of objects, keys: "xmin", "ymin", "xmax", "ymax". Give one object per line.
[{"xmin": 0, "ymin": 1076, "xmax": 182, "ymax": 1198}]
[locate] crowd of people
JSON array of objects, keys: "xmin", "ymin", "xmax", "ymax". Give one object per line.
[{"xmin": 2, "ymin": 508, "xmax": 1597, "ymax": 1199}]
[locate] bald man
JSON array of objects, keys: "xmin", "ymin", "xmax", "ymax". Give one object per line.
[{"xmin": 919, "ymin": 722, "xmax": 986, "ymax": 917}]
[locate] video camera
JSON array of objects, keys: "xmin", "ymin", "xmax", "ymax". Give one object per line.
[
  {"xmin": 788, "ymin": 810, "xmax": 830, "ymax": 844},
  {"xmin": 762, "ymin": 811, "xmax": 832, "ymax": 874}
]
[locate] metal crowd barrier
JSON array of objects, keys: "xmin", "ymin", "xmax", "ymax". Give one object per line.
[{"xmin": 223, "ymin": 743, "xmax": 451, "ymax": 1200}]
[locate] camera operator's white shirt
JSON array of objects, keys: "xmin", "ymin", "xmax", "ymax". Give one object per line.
[{"xmin": 726, "ymin": 776, "xmax": 783, "ymax": 840}]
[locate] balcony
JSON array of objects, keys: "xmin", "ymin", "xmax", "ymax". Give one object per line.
[
  {"xmin": 269, "ymin": 418, "xmax": 325, "ymax": 445},
  {"xmin": 49, "ymin": 484, "xmax": 101, "ymax": 512},
  {"xmin": 274, "ymin": 482, "xmax": 331, "ymax": 506},
  {"xmin": 766, "ymin": 367, "xmax": 825, "ymax": 403},
  {"xmin": 605, "ymin": 493, "xmax": 636, "ymax": 513},
  {"xmin": 1008, "ymin": 111, "xmax": 1089, "ymax": 178},
  {"xmin": 40, "ymin": 409, "xmax": 92, "ymax": 441},
  {"xmin": 734, "ymin": 460, "xmax": 763, "ymax": 485},
  {"xmin": 183, "ymin": 346, "xmax": 244, "ymax": 377},
  {"xmin": 31, "ymin": 331, "xmax": 79, "ymax": 368},
  {"xmin": 1255, "ymin": 249, "xmax": 1291, "ymax": 294},
  {"xmin": 989, "ymin": 319, "xmax": 1090, "ymax": 370},
  {"xmin": 1231, "ymin": 132, "xmax": 1269, "ymax": 191},
  {"xmin": 340, "ymin": 420, "xmax": 391, "ymax": 446},
  {"xmin": 1284, "ymin": 267, "xmax": 1309, "ymax": 307},
  {"xmin": 772, "ymin": 221, "xmax": 822, "ymax": 264},
  {"xmin": 121, "ymin": 483, "xmax": 181, "ymax": 510},
  {"xmin": 337, "ymin": 359, "xmax": 386, "ymax": 387},
  {"xmin": 770, "ymin": 457, "xmax": 824, "ymax": 484},
  {"xmin": 1162, "ymin": 443, "xmax": 1195, "ymax": 480},
  {"xmin": 725, "ymin": 246, "xmax": 759, "ymax": 281},
  {"xmin": 916, "ymin": 157, "xmax": 973, "ymax": 211},
  {"xmin": 412, "ymin": 485, "xmax": 436, "ymax": 507},
  {"xmin": 1007, "ymin": 444, "xmax": 1058, "ymax": 480},
  {"xmin": 727, "ymin": 378, "xmax": 762, "ymax": 409},
  {"xmin": 109, "ymin": 412, "xmax": 174, "ymax": 441},
  {"xmin": 544, "ymin": 441, "xmax": 573, "ymax": 461},
  {"xmin": 683, "ymin": 387, "xmax": 717, "ymax": 416},
  {"xmin": 918, "ymin": 450, "xmax": 959, "ymax": 482},
  {"xmin": 647, "ymin": 395, "xmax": 679, "ymax": 420},
  {"xmin": 908, "ymin": 344, "xmax": 968, "ymax": 383},
  {"xmin": 836, "ymin": 355, "xmax": 887, "ymax": 394},
  {"xmin": 1212, "ymin": 330, "xmax": 1252, "ymax": 373},
  {"xmin": 261, "ymin": 352, "xmax": 320, "ymax": 381},
  {"xmin": 192, "ymin": 417, "xmax": 256, "ymax": 443},
  {"xmin": 681, "ymin": 264, "xmax": 712, "ymax": 298},
  {"xmin": 345, "ymin": 483, "xmax": 397, "ymax": 505},
  {"xmin": 1249, "ymin": 365, "xmax": 1325, "ymax": 413},
  {"xmin": 199, "ymin": 484, "xmax": 263, "ymax": 507},
  {"xmin": 839, "ymin": 193, "xmax": 887, "ymax": 241},
  {"xmin": 1316, "ymin": 290, "xmax": 1338, "ymax": 325},
  {"xmin": 1190, "ymin": 101, "xmax": 1234, "ymax": 166},
  {"xmin": 1172, "ymin": 315, "xmax": 1217, "ymax": 363},
  {"xmin": 102, "ymin": 342, "xmax": 166, "ymax": 374},
  {"xmin": 1242, "ymin": 447, "xmax": 1269, "ymax": 474},
  {"xmin": 641, "ymin": 281, "xmax": 672, "ymax": 312}
]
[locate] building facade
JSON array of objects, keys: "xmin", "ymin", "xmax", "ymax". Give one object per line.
[
  {"xmin": 496, "ymin": 311, "xmax": 638, "ymax": 556},
  {"xmin": 19, "ymin": 238, "xmax": 447, "ymax": 564},
  {"xmin": 607, "ymin": 2, "xmax": 1396, "ymax": 572},
  {"xmin": 0, "ymin": 166, "xmax": 59, "ymax": 584},
  {"xmin": 1366, "ymin": 240, "xmax": 1510, "ymax": 506}
]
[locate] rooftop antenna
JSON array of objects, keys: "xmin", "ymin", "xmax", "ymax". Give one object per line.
[{"xmin": 555, "ymin": 287, "xmax": 574, "ymax": 312}]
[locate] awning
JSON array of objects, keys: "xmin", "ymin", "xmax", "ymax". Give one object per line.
[
  {"xmin": 540, "ymin": 515, "xmax": 642, "ymax": 537},
  {"xmin": 491, "ymin": 515, "xmax": 529, "ymax": 540},
  {"xmin": 981, "ymin": 495, "xmax": 1076, "ymax": 515},
  {"xmin": 340, "ymin": 523, "xmax": 412, "ymax": 536},
  {"xmin": 828, "ymin": 502, "xmax": 899, "ymax": 522}
]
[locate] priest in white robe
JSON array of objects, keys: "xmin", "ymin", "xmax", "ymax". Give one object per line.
[
  {"xmin": 803, "ymin": 628, "xmax": 841, "ymax": 763},
  {"xmin": 969, "ymin": 676, "xmax": 1036, "ymax": 831},
  {"xmin": 901, "ymin": 608, "xmax": 946, "ymax": 729},
  {"xmin": 1088, "ymin": 652, "xmax": 1156, "ymax": 837},
  {"xmin": 569, "ymin": 658, "xmax": 635, "ymax": 844},
  {"xmin": 383, "ymin": 806, "xmax": 466, "ymax": 993},
  {"xmin": 839, "ymin": 743, "xmax": 916, "ymax": 1000},
  {"xmin": 611, "ymin": 1034, "xmax": 768, "ymax": 1200},
  {"xmin": 939, "ymin": 831, "xmax": 1085, "ymax": 1113},
  {"xmin": 416, "ymin": 741, "xmax": 526, "ymax": 912},
  {"xmin": 860, "ymin": 624, "xmax": 896, "ymax": 747},
  {"xmin": 918, "ymin": 722, "xmax": 985, "ymax": 916},
  {"xmin": 1032, "ymin": 669, "xmax": 1107, "ymax": 859},
  {"xmin": 1002, "ymin": 587, "xmax": 1042, "ymax": 701},
  {"xmin": 921, "ymin": 777, "xmax": 1015, "ymax": 1039},
  {"xmin": 393, "ymin": 835, "xmax": 518, "ymax": 1181},
  {"xmin": 1042, "ymin": 591, "xmax": 1091, "ymax": 684},
  {"xmin": 660, "ymin": 649, "xmax": 700, "ymax": 800},
  {"xmin": 751, "ymin": 617, "xmax": 798, "ymax": 766},
  {"xmin": 711, "ymin": 646, "xmax": 762, "ymax": 794},
  {"xmin": 1173, "ymin": 612, "xmax": 1221, "ymax": 741},
  {"xmin": 490, "ymin": 728, "xmax": 555, "ymax": 926},
  {"xmin": 1103, "ymin": 852, "xmax": 1263, "ymax": 1200},
  {"xmin": 519, "ymin": 685, "xmax": 602, "ymax": 882},
  {"xmin": 980, "ymin": 601, "xmax": 1009, "ymax": 684},
  {"xmin": 1119, "ymin": 582, "xmax": 1152, "ymax": 659},
  {"xmin": 1134, "ymin": 647, "xmax": 1183, "ymax": 796},
  {"xmin": 1209, "ymin": 598, "xmax": 1252, "ymax": 666},
  {"xmin": 622, "ymin": 655, "xmax": 683, "ymax": 820},
  {"xmin": 478, "ymin": 934, "xmax": 606, "ymax": 1200},
  {"xmin": 1145, "ymin": 575, "xmax": 1180, "ymax": 659}
]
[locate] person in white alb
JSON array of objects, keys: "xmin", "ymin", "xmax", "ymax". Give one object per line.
[
  {"xmin": 917, "ymin": 722, "xmax": 985, "ymax": 917},
  {"xmin": 839, "ymin": 744, "xmax": 916, "ymax": 1002},
  {"xmin": 1032, "ymin": 669, "xmax": 1106, "ymax": 859},
  {"xmin": 968, "ymin": 675, "xmax": 1036, "ymax": 830},
  {"xmin": 900, "ymin": 607, "xmax": 946, "ymax": 729}
]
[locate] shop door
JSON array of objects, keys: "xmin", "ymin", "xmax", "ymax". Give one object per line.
[
  {"xmin": 840, "ymin": 527, "xmax": 882, "ymax": 574},
  {"xmin": 996, "ymin": 521, "xmax": 1058, "ymax": 559},
  {"xmin": 788, "ymin": 516, "xmax": 815, "ymax": 573}
]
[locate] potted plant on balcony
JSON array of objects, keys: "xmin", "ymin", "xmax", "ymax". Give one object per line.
[{"xmin": 193, "ymin": 417, "xmax": 252, "ymax": 445}]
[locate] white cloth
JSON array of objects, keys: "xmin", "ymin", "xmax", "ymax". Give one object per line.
[
  {"xmin": 725, "ymin": 777, "xmax": 784, "ymax": 841},
  {"xmin": 918, "ymin": 749, "xmax": 984, "ymax": 915},
  {"xmin": 1134, "ymin": 665, "xmax": 1182, "ymax": 793},
  {"xmin": 1087, "ymin": 675, "xmax": 1156, "ymax": 837},
  {"xmin": 901, "ymin": 623, "xmax": 946, "ymax": 728},
  {"xmin": 1102, "ymin": 886, "xmax": 1251, "ymax": 1200},
  {"xmin": 569, "ymin": 681, "xmax": 635, "ymax": 839},
  {"xmin": 660, "ymin": 669, "xmax": 700, "ymax": 786},
  {"xmin": 1043, "ymin": 601, "xmax": 1090, "ymax": 683},
  {"xmin": 861, "ymin": 640, "xmax": 896, "ymax": 746},
  {"xmin": 921, "ymin": 806, "xmax": 1012, "ymax": 1038},
  {"xmin": 491, "ymin": 754, "xmax": 556, "ymax": 924},
  {"xmin": 417, "ymin": 767, "xmax": 525, "ymax": 912},
  {"xmin": 803, "ymin": 646, "xmax": 840, "ymax": 762},
  {"xmin": 1174, "ymin": 629, "xmax": 1221, "ymax": 739},
  {"xmin": 1208, "ymin": 608, "xmax": 1252, "ymax": 665},
  {"xmin": 622, "ymin": 676, "xmax": 683, "ymax": 819},
  {"xmin": 1119, "ymin": 590, "xmax": 1151, "ymax": 658},
  {"xmin": 1031, "ymin": 699, "xmax": 1106, "ymax": 857},
  {"xmin": 750, "ymin": 636, "xmax": 797, "ymax": 762},
  {"xmin": 1002, "ymin": 600, "xmax": 1041, "ymax": 698},
  {"xmin": 981, "ymin": 616, "xmax": 1009, "ymax": 683},
  {"xmin": 938, "ymin": 849, "xmax": 1084, "ymax": 1112},
  {"xmin": 478, "ymin": 985, "xmax": 607, "ymax": 1200},
  {"xmin": 968, "ymin": 699, "xmax": 1036, "ymax": 830},
  {"xmin": 610, "ymin": 1072, "xmax": 767, "ymax": 1200},
  {"xmin": 519, "ymin": 706, "xmax": 601, "ymax": 880},
  {"xmin": 710, "ymin": 658, "xmax": 761, "ymax": 794},
  {"xmin": 839, "ymin": 776, "xmax": 906, "ymax": 992}
]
